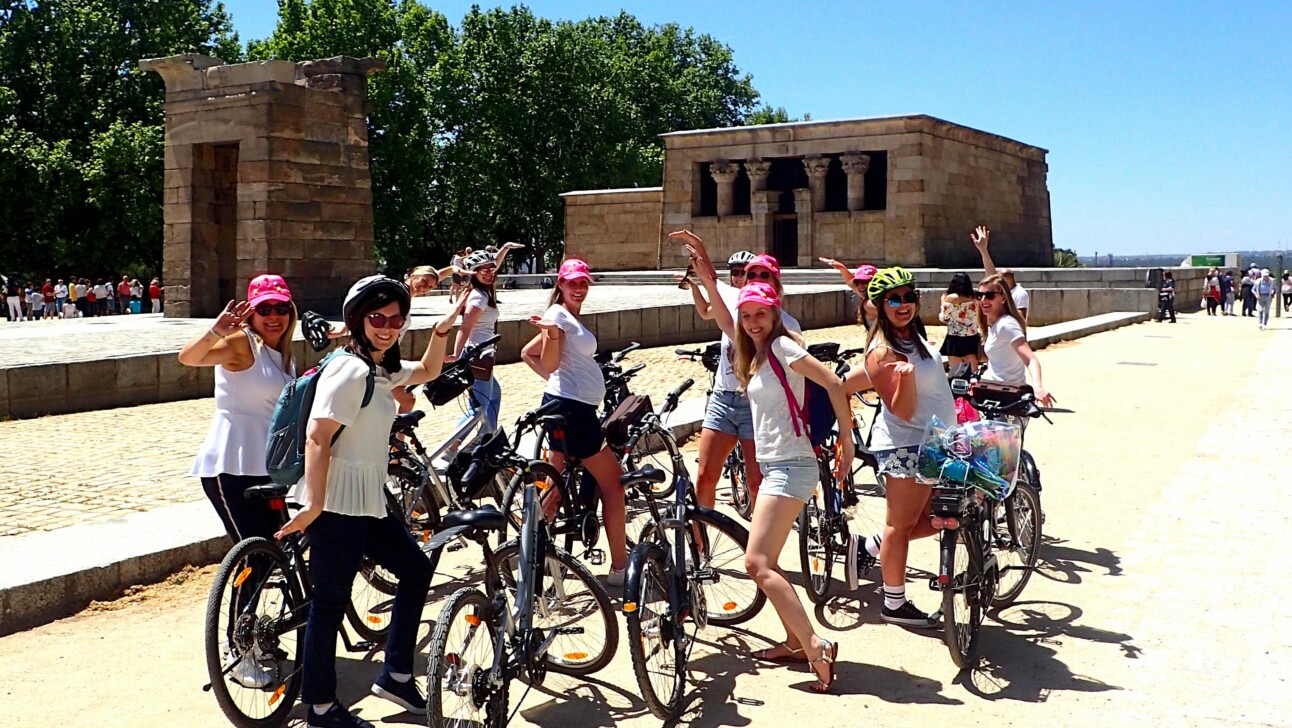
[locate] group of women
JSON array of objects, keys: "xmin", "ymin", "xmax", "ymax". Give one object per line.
[{"xmin": 179, "ymin": 222, "xmax": 1055, "ymax": 724}]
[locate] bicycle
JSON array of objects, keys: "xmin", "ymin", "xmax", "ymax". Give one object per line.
[
  {"xmin": 674, "ymin": 342, "xmax": 757, "ymax": 520},
  {"xmin": 423, "ymin": 411, "xmax": 620, "ymax": 727},
  {"xmin": 622, "ymin": 417, "xmax": 768, "ymax": 718},
  {"xmin": 203, "ymin": 485, "xmax": 415, "ymax": 728}
]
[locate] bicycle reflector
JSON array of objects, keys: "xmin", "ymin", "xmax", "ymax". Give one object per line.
[
  {"xmin": 268, "ymin": 497, "xmax": 286, "ymax": 511},
  {"xmin": 623, "ymin": 602, "xmax": 638, "ymax": 613},
  {"xmin": 931, "ymin": 516, "xmax": 960, "ymax": 530}
]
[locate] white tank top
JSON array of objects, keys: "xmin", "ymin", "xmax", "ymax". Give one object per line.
[
  {"xmin": 190, "ymin": 331, "xmax": 295, "ymax": 477},
  {"xmin": 867, "ymin": 335, "xmax": 957, "ymax": 451}
]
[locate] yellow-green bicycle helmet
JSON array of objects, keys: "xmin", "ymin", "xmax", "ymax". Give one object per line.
[{"xmin": 866, "ymin": 266, "xmax": 916, "ymax": 302}]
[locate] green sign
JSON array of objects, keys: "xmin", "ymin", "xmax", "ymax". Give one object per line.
[{"xmin": 1190, "ymin": 255, "xmax": 1225, "ymax": 267}]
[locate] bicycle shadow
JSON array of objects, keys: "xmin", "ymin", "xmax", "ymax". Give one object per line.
[
  {"xmin": 513, "ymin": 672, "xmax": 651, "ymax": 726},
  {"xmin": 1032, "ymin": 535, "xmax": 1124, "ymax": 586},
  {"xmin": 955, "ymin": 599, "xmax": 1134, "ymax": 702}
]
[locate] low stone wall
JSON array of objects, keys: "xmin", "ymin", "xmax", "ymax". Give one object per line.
[{"xmin": 916, "ymin": 287, "xmax": 1157, "ymax": 326}]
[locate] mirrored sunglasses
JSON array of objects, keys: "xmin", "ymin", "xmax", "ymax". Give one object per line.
[{"xmin": 884, "ymin": 291, "xmax": 919, "ymax": 308}]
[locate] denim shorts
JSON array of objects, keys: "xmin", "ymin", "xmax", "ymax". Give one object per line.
[
  {"xmin": 702, "ymin": 390, "xmax": 755, "ymax": 441},
  {"xmin": 874, "ymin": 446, "xmax": 920, "ymax": 479},
  {"xmin": 758, "ymin": 457, "xmax": 819, "ymax": 503}
]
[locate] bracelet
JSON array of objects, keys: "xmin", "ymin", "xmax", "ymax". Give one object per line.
[
  {"xmin": 434, "ymin": 328, "xmax": 449, "ymax": 338},
  {"xmin": 208, "ymin": 328, "xmax": 225, "ymax": 339}
]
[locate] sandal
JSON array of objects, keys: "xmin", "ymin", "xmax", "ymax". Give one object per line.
[
  {"xmin": 752, "ymin": 642, "xmax": 808, "ymax": 664},
  {"xmin": 808, "ymin": 639, "xmax": 839, "ymax": 693}
]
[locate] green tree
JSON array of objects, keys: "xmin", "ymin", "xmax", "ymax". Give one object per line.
[
  {"xmin": 745, "ymin": 105, "xmax": 812, "ymax": 125},
  {"xmin": 1054, "ymin": 246, "xmax": 1082, "ymax": 268}
]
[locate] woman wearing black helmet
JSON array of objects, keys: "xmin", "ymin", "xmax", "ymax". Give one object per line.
[{"xmin": 275, "ymin": 275, "xmax": 469, "ymax": 728}]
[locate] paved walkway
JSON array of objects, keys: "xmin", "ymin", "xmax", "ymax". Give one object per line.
[{"xmin": 2, "ymin": 312, "xmax": 1289, "ymax": 726}]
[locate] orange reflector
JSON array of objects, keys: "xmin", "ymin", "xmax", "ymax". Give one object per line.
[
  {"xmin": 268, "ymin": 684, "xmax": 286, "ymax": 705},
  {"xmin": 465, "ymin": 614, "xmax": 481, "ymax": 626},
  {"xmin": 536, "ymin": 478, "xmax": 552, "ymax": 491},
  {"xmin": 367, "ymin": 615, "xmax": 381, "ymax": 624},
  {"xmin": 723, "ymin": 601, "xmax": 737, "ymax": 611},
  {"xmin": 233, "ymin": 566, "xmax": 252, "ymax": 588},
  {"xmin": 421, "ymin": 530, "xmax": 430, "ymax": 544},
  {"xmin": 623, "ymin": 602, "xmax": 638, "ymax": 613},
  {"xmin": 564, "ymin": 652, "xmax": 588, "ymax": 660}
]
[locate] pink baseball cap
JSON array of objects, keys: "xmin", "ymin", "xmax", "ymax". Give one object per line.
[
  {"xmin": 558, "ymin": 258, "xmax": 593, "ymax": 283},
  {"xmin": 852, "ymin": 264, "xmax": 878, "ymax": 282},
  {"xmin": 744, "ymin": 254, "xmax": 781, "ymax": 278},
  {"xmin": 737, "ymin": 281, "xmax": 782, "ymax": 310},
  {"xmin": 247, "ymin": 274, "xmax": 292, "ymax": 307}
]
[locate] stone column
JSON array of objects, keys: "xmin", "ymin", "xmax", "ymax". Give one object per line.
[
  {"xmin": 750, "ymin": 189, "xmax": 779, "ymax": 254},
  {"xmin": 803, "ymin": 155, "xmax": 831, "ymax": 213},
  {"xmin": 744, "ymin": 158, "xmax": 771, "ymax": 191},
  {"xmin": 793, "ymin": 187, "xmax": 813, "ymax": 267},
  {"xmin": 841, "ymin": 152, "xmax": 871, "ymax": 211},
  {"xmin": 710, "ymin": 160, "xmax": 739, "ymax": 217}
]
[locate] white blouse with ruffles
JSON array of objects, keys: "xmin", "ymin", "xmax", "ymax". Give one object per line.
[
  {"xmin": 191, "ymin": 331, "xmax": 295, "ymax": 478},
  {"xmin": 305, "ymin": 354, "xmax": 414, "ymax": 518}
]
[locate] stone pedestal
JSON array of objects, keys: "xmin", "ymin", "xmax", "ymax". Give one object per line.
[
  {"xmin": 710, "ymin": 161, "xmax": 739, "ymax": 217},
  {"xmin": 803, "ymin": 155, "xmax": 831, "ymax": 213},
  {"xmin": 841, "ymin": 152, "xmax": 871, "ymax": 211},
  {"xmin": 140, "ymin": 53, "xmax": 385, "ymax": 317}
]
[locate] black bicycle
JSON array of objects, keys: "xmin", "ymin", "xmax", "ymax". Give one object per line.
[{"xmin": 674, "ymin": 342, "xmax": 758, "ymax": 520}]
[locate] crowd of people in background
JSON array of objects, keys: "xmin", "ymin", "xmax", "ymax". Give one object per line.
[
  {"xmin": 2, "ymin": 274, "xmax": 163, "ymax": 322},
  {"xmin": 1199, "ymin": 265, "xmax": 1288, "ymax": 329}
]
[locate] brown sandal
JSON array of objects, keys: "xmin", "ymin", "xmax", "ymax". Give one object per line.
[
  {"xmin": 752, "ymin": 642, "xmax": 809, "ymax": 663},
  {"xmin": 808, "ymin": 639, "xmax": 838, "ymax": 693}
]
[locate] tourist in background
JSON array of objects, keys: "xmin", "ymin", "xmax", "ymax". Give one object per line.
[
  {"xmin": 41, "ymin": 279, "xmax": 55, "ymax": 319},
  {"xmin": 149, "ymin": 278, "xmax": 163, "ymax": 313},
  {"xmin": 938, "ymin": 272, "xmax": 981, "ymax": 370},
  {"xmin": 1203, "ymin": 269, "xmax": 1220, "ymax": 316},
  {"xmin": 449, "ymin": 247, "xmax": 472, "ymax": 301},
  {"xmin": 1156, "ymin": 270, "xmax": 1177, "ymax": 323},
  {"xmin": 54, "ymin": 279, "xmax": 68, "ymax": 317},
  {"xmin": 1282, "ymin": 271, "xmax": 1292, "ymax": 310},
  {"xmin": 67, "ymin": 278, "xmax": 79, "ymax": 317},
  {"xmin": 1240, "ymin": 269, "xmax": 1256, "ymax": 317},
  {"xmin": 820, "ymin": 257, "xmax": 880, "ymax": 329},
  {"xmin": 1222, "ymin": 270, "xmax": 1236, "ymax": 315},
  {"xmin": 4, "ymin": 275, "xmax": 21, "ymax": 321},
  {"xmin": 26, "ymin": 285, "xmax": 42, "ymax": 321},
  {"xmin": 1256, "ymin": 268, "xmax": 1275, "ymax": 329}
]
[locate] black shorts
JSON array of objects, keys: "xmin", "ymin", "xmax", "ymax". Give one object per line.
[
  {"xmin": 451, "ymin": 272, "xmax": 468, "ymax": 285},
  {"xmin": 940, "ymin": 333, "xmax": 981, "ymax": 358},
  {"xmin": 540, "ymin": 394, "xmax": 605, "ymax": 460}
]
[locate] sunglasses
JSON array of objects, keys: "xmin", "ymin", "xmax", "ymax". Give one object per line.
[
  {"xmin": 974, "ymin": 290, "xmax": 1002, "ymax": 301},
  {"xmin": 366, "ymin": 312, "xmax": 406, "ymax": 330},
  {"xmin": 255, "ymin": 302, "xmax": 292, "ymax": 317},
  {"xmin": 884, "ymin": 291, "xmax": 919, "ymax": 308},
  {"xmin": 729, "ymin": 268, "xmax": 748, "ymax": 277},
  {"xmin": 747, "ymin": 270, "xmax": 775, "ymax": 281}
]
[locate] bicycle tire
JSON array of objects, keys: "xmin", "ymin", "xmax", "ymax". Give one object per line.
[
  {"xmin": 941, "ymin": 527, "xmax": 983, "ymax": 670},
  {"xmin": 798, "ymin": 488, "xmax": 835, "ymax": 605},
  {"xmin": 992, "ymin": 482, "xmax": 1041, "ymax": 607},
  {"xmin": 426, "ymin": 587, "xmax": 508, "ymax": 728},
  {"xmin": 621, "ymin": 424, "xmax": 680, "ymax": 500},
  {"xmin": 638, "ymin": 511, "xmax": 765, "ymax": 627},
  {"xmin": 489, "ymin": 539, "xmax": 619, "ymax": 676},
  {"xmin": 626, "ymin": 550, "xmax": 687, "ymax": 720},
  {"xmin": 204, "ymin": 537, "xmax": 302, "ymax": 728},
  {"xmin": 363, "ymin": 478, "xmax": 440, "ymax": 596},
  {"xmin": 726, "ymin": 444, "xmax": 753, "ymax": 522}
]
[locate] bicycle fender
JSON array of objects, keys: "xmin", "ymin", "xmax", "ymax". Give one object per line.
[
  {"xmin": 686, "ymin": 506, "xmax": 749, "ymax": 545},
  {"xmin": 423, "ymin": 525, "xmax": 474, "ymax": 554},
  {"xmin": 622, "ymin": 540, "xmax": 666, "ymax": 608}
]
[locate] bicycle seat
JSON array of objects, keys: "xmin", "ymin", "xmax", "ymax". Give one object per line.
[
  {"xmin": 244, "ymin": 484, "xmax": 292, "ymax": 500},
  {"xmin": 537, "ymin": 414, "xmax": 567, "ymax": 430},
  {"xmin": 440, "ymin": 504, "xmax": 506, "ymax": 533},
  {"xmin": 393, "ymin": 410, "xmax": 425, "ymax": 430},
  {"xmin": 620, "ymin": 465, "xmax": 666, "ymax": 489}
]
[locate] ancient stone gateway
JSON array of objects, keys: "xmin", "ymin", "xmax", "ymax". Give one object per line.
[
  {"xmin": 139, "ymin": 54, "xmax": 384, "ymax": 317},
  {"xmin": 562, "ymin": 115, "xmax": 1053, "ymax": 271}
]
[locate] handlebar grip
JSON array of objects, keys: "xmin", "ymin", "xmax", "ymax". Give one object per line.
[
  {"xmin": 625, "ymin": 363, "xmax": 646, "ymax": 376},
  {"xmin": 674, "ymin": 348, "xmax": 700, "ymax": 357},
  {"xmin": 614, "ymin": 342, "xmax": 641, "ymax": 361},
  {"xmin": 460, "ymin": 460, "xmax": 480, "ymax": 486},
  {"xmin": 669, "ymin": 378, "xmax": 695, "ymax": 400}
]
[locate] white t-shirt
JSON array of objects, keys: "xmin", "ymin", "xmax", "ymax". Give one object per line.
[
  {"xmin": 55, "ymin": 284, "xmax": 68, "ymax": 298},
  {"xmin": 745, "ymin": 336, "xmax": 816, "ymax": 462},
  {"xmin": 543, "ymin": 304, "xmax": 605, "ymax": 406},
  {"xmin": 462, "ymin": 288, "xmax": 500, "ymax": 350},
  {"xmin": 1011, "ymin": 284, "xmax": 1030, "ymax": 312},
  {"xmin": 712, "ymin": 282, "xmax": 802, "ymax": 393},
  {"xmin": 983, "ymin": 316, "xmax": 1028, "ymax": 384},
  {"xmin": 307, "ymin": 354, "xmax": 415, "ymax": 518}
]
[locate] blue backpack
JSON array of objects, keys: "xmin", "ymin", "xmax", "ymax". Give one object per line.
[
  {"xmin": 766, "ymin": 340, "xmax": 836, "ymax": 449},
  {"xmin": 265, "ymin": 350, "xmax": 375, "ymax": 486}
]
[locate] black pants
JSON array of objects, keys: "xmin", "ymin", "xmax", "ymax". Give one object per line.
[
  {"xmin": 301, "ymin": 511, "xmax": 433, "ymax": 705},
  {"xmin": 201, "ymin": 474, "xmax": 280, "ymax": 545},
  {"xmin": 1157, "ymin": 295, "xmax": 1176, "ymax": 322},
  {"xmin": 1206, "ymin": 297, "xmax": 1218, "ymax": 315},
  {"xmin": 1242, "ymin": 291, "xmax": 1256, "ymax": 316}
]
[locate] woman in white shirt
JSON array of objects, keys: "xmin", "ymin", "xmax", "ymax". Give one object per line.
[
  {"xmin": 975, "ymin": 274, "xmax": 1054, "ymax": 405},
  {"xmin": 521, "ymin": 258, "xmax": 630, "ymax": 584},
  {"xmin": 695, "ymin": 261, "xmax": 852, "ymax": 694},
  {"xmin": 274, "ymin": 275, "xmax": 467, "ymax": 728}
]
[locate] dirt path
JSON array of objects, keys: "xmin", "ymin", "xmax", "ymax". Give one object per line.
[{"xmin": 2, "ymin": 313, "xmax": 1289, "ymax": 727}]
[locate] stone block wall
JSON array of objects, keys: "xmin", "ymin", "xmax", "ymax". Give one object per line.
[{"xmin": 561, "ymin": 188, "xmax": 662, "ymax": 268}]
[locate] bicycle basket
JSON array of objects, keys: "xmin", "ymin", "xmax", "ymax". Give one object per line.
[
  {"xmin": 807, "ymin": 341, "xmax": 840, "ymax": 362},
  {"xmin": 423, "ymin": 366, "xmax": 472, "ymax": 407},
  {"xmin": 604, "ymin": 393, "xmax": 653, "ymax": 449},
  {"xmin": 447, "ymin": 427, "xmax": 509, "ymax": 501},
  {"xmin": 915, "ymin": 416, "xmax": 1021, "ymax": 499}
]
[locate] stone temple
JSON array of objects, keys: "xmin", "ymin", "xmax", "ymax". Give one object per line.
[{"xmin": 562, "ymin": 114, "xmax": 1052, "ymax": 271}]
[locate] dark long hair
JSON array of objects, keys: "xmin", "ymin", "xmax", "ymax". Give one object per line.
[
  {"xmin": 344, "ymin": 290, "xmax": 409, "ymax": 373},
  {"xmin": 470, "ymin": 268, "xmax": 498, "ymax": 308},
  {"xmin": 946, "ymin": 272, "xmax": 974, "ymax": 297},
  {"xmin": 866, "ymin": 286, "xmax": 931, "ymax": 360}
]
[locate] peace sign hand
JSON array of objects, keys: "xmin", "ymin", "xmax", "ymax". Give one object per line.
[{"xmin": 213, "ymin": 300, "xmax": 251, "ymax": 337}]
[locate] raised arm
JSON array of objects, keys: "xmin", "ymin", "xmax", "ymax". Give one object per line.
[
  {"xmin": 404, "ymin": 294, "xmax": 470, "ymax": 386},
  {"xmin": 690, "ymin": 247, "xmax": 735, "ymax": 339},
  {"xmin": 494, "ymin": 242, "xmax": 525, "ymax": 269},
  {"xmin": 970, "ymin": 225, "xmax": 997, "ymax": 277},
  {"xmin": 177, "ymin": 300, "xmax": 253, "ymax": 369},
  {"xmin": 668, "ymin": 230, "xmax": 718, "ymax": 281}
]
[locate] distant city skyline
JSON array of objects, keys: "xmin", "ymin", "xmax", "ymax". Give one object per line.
[{"xmin": 221, "ymin": 0, "xmax": 1291, "ymax": 257}]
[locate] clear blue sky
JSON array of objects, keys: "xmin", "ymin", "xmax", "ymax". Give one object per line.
[{"xmin": 223, "ymin": 0, "xmax": 1291, "ymax": 256}]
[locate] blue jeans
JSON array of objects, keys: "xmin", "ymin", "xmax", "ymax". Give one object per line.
[
  {"xmin": 301, "ymin": 511, "xmax": 432, "ymax": 705},
  {"xmin": 1259, "ymin": 294, "xmax": 1273, "ymax": 325},
  {"xmin": 456, "ymin": 375, "xmax": 501, "ymax": 440}
]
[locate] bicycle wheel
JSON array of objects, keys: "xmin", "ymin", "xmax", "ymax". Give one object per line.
[
  {"xmin": 992, "ymin": 482, "xmax": 1041, "ymax": 607},
  {"xmin": 626, "ymin": 551, "xmax": 687, "ymax": 720},
  {"xmin": 639, "ymin": 511, "xmax": 765, "ymax": 627},
  {"xmin": 499, "ymin": 461, "xmax": 563, "ymax": 547},
  {"xmin": 427, "ymin": 587, "xmax": 508, "ymax": 728},
  {"xmin": 362, "ymin": 481, "xmax": 440, "ymax": 597},
  {"xmin": 204, "ymin": 537, "xmax": 303, "ymax": 728},
  {"xmin": 726, "ymin": 444, "xmax": 753, "ymax": 522},
  {"xmin": 349, "ymin": 558, "xmax": 397, "ymax": 642},
  {"xmin": 941, "ymin": 527, "xmax": 983, "ymax": 669},
  {"xmin": 489, "ymin": 540, "xmax": 619, "ymax": 676},
  {"xmin": 798, "ymin": 488, "xmax": 834, "ymax": 605},
  {"xmin": 621, "ymin": 424, "xmax": 680, "ymax": 500}
]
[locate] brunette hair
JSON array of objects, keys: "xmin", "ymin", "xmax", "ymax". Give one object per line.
[
  {"xmin": 946, "ymin": 272, "xmax": 974, "ymax": 297},
  {"xmin": 343, "ymin": 289, "xmax": 408, "ymax": 373},
  {"xmin": 733, "ymin": 305, "xmax": 805, "ymax": 389},
  {"xmin": 975, "ymin": 273, "xmax": 1026, "ymax": 336},
  {"xmin": 470, "ymin": 266, "xmax": 498, "ymax": 307}
]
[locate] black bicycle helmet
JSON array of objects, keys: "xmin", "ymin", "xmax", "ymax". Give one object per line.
[
  {"xmin": 300, "ymin": 310, "xmax": 335, "ymax": 352},
  {"xmin": 343, "ymin": 275, "xmax": 410, "ymax": 322}
]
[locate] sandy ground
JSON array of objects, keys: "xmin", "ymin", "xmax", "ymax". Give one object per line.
[{"xmin": 3, "ymin": 312, "xmax": 1291, "ymax": 727}]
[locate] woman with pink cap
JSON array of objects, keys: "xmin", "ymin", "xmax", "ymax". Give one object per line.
[
  {"xmin": 521, "ymin": 258, "xmax": 630, "ymax": 585},
  {"xmin": 179, "ymin": 274, "xmax": 299, "ymax": 689},
  {"xmin": 820, "ymin": 257, "xmax": 879, "ymax": 329},
  {"xmin": 689, "ymin": 260, "xmax": 853, "ymax": 693}
]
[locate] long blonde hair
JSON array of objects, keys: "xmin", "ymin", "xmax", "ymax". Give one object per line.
[
  {"xmin": 733, "ymin": 306, "xmax": 805, "ymax": 389},
  {"xmin": 975, "ymin": 274, "xmax": 1026, "ymax": 336}
]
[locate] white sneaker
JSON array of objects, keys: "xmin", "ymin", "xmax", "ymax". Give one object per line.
[
  {"xmin": 606, "ymin": 568, "xmax": 626, "ymax": 588},
  {"xmin": 226, "ymin": 646, "xmax": 272, "ymax": 689}
]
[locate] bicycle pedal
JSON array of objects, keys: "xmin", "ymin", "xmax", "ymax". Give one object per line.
[
  {"xmin": 587, "ymin": 549, "xmax": 606, "ymax": 566},
  {"xmin": 693, "ymin": 568, "xmax": 718, "ymax": 584},
  {"xmin": 553, "ymin": 626, "xmax": 585, "ymax": 636}
]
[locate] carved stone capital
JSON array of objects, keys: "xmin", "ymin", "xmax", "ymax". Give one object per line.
[
  {"xmin": 802, "ymin": 154, "xmax": 832, "ymax": 178},
  {"xmin": 710, "ymin": 160, "xmax": 740, "ymax": 185},
  {"xmin": 841, "ymin": 152, "xmax": 871, "ymax": 175}
]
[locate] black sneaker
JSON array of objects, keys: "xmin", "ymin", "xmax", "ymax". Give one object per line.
[
  {"xmin": 881, "ymin": 600, "xmax": 940, "ymax": 628},
  {"xmin": 371, "ymin": 671, "xmax": 428, "ymax": 715},
  {"xmin": 306, "ymin": 703, "xmax": 374, "ymax": 728}
]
